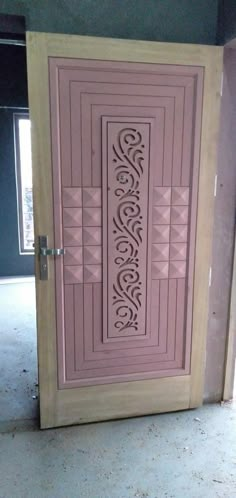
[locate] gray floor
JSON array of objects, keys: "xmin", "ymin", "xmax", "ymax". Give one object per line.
[
  {"xmin": 0, "ymin": 404, "xmax": 236, "ymax": 498},
  {"xmin": 1, "ymin": 281, "xmax": 236, "ymax": 497},
  {"xmin": 0, "ymin": 279, "xmax": 38, "ymax": 424}
]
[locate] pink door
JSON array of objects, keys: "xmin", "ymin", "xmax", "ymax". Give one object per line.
[{"xmin": 49, "ymin": 58, "xmax": 203, "ymax": 390}]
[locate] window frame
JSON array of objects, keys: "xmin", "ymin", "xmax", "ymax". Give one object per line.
[{"xmin": 14, "ymin": 112, "xmax": 34, "ymax": 255}]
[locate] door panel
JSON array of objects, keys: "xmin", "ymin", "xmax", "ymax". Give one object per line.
[
  {"xmin": 49, "ymin": 58, "xmax": 202, "ymax": 388},
  {"xmin": 27, "ymin": 33, "xmax": 223, "ymax": 428}
]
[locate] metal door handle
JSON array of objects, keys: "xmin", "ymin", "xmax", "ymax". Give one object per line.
[
  {"xmin": 38, "ymin": 235, "xmax": 65, "ymax": 280},
  {"xmin": 40, "ymin": 247, "xmax": 65, "ymax": 256}
]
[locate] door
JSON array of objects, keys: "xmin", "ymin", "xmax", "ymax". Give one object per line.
[{"xmin": 27, "ymin": 33, "xmax": 223, "ymax": 428}]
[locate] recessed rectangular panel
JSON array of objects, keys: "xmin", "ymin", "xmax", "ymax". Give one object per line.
[
  {"xmin": 49, "ymin": 57, "xmax": 204, "ymax": 388},
  {"xmin": 102, "ymin": 118, "xmax": 153, "ymax": 340}
]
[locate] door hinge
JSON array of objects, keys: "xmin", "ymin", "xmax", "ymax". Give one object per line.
[
  {"xmin": 220, "ymin": 72, "xmax": 224, "ymax": 97},
  {"xmin": 214, "ymin": 174, "xmax": 218, "ymax": 197},
  {"xmin": 209, "ymin": 267, "xmax": 212, "ymax": 287}
]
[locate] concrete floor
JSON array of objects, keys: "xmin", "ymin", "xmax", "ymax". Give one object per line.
[
  {"xmin": 1, "ymin": 280, "xmax": 236, "ymax": 497},
  {"xmin": 0, "ymin": 404, "xmax": 236, "ymax": 498},
  {"xmin": 0, "ymin": 279, "xmax": 38, "ymax": 424}
]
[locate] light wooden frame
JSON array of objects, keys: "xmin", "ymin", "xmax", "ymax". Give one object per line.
[
  {"xmin": 223, "ymin": 233, "xmax": 236, "ymax": 400},
  {"xmin": 26, "ymin": 32, "xmax": 223, "ymax": 428}
]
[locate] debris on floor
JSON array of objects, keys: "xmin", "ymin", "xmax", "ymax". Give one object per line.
[{"xmin": 0, "ymin": 404, "xmax": 235, "ymax": 498}]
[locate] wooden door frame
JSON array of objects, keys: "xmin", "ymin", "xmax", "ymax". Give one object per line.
[
  {"xmin": 26, "ymin": 32, "xmax": 223, "ymax": 428},
  {"xmin": 223, "ymin": 232, "xmax": 236, "ymax": 400}
]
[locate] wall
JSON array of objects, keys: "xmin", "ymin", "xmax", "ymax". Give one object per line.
[
  {"xmin": 0, "ymin": 45, "xmax": 34, "ymax": 276},
  {"xmin": 0, "ymin": 0, "xmax": 219, "ymax": 44},
  {"xmin": 204, "ymin": 48, "xmax": 236, "ymax": 401},
  {"xmin": 217, "ymin": 0, "xmax": 236, "ymax": 44}
]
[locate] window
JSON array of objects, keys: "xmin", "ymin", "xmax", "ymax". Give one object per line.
[{"xmin": 14, "ymin": 113, "xmax": 34, "ymax": 254}]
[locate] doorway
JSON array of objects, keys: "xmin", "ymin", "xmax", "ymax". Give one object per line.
[{"xmin": 0, "ymin": 36, "xmax": 38, "ymax": 425}]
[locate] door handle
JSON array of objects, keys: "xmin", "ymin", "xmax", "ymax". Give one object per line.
[
  {"xmin": 38, "ymin": 235, "xmax": 65, "ymax": 280},
  {"xmin": 40, "ymin": 247, "xmax": 65, "ymax": 256}
]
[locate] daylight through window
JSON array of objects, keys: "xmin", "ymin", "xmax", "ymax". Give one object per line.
[{"xmin": 14, "ymin": 114, "xmax": 34, "ymax": 254}]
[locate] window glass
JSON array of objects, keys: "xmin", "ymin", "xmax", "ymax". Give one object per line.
[{"xmin": 14, "ymin": 114, "xmax": 34, "ymax": 254}]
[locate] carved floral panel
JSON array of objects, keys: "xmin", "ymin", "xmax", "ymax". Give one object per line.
[{"xmin": 102, "ymin": 119, "xmax": 153, "ymax": 340}]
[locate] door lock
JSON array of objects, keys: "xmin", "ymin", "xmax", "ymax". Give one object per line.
[{"xmin": 38, "ymin": 235, "xmax": 65, "ymax": 280}]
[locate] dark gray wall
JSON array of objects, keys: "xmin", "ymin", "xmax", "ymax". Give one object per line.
[
  {"xmin": 0, "ymin": 0, "xmax": 219, "ymax": 44},
  {"xmin": 0, "ymin": 45, "xmax": 27, "ymax": 107},
  {"xmin": 0, "ymin": 45, "xmax": 34, "ymax": 276},
  {"xmin": 217, "ymin": 1, "xmax": 236, "ymax": 44}
]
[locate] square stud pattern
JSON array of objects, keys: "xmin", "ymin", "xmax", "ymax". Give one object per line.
[
  {"xmin": 64, "ymin": 247, "xmax": 83, "ymax": 266},
  {"xmin": 83, "ymin": 227, "xmax": 102, "ymax": 246},
  {"xmin": 171, "ymin": 205, "xmax": 188, "ymax": 225},
  {"xmin": 62, "ymin": 188, "xmax": 102, "ymax": 284},
  {"xmin": 63, "ymin": 188, "xmax": 82, "ymax": 208},
  {"xmin": 62, "ymin": 185, "xmax": 189, "ymax": 283},
  {"xmin": 84, "ymin": 265, "xmax": 102, "ymax": 283},
  {"xmin": 64, "ymin": 227, "xmax": 82, "ymax": 246},
  {"xmin": 172, "ymin": 187, "xmax": 189, "ymax": 205},
  {"xmin": 152, "ymin": 225, "xmax": 170, "ymax": 244},
  {"xmin": 169, "ymin": 261, "xmax": 186, "ymax": 279},
  {"xmin": 170, "ymin": 243, "xmax": 187, "ymax": 261},
  {"xmin": 83, "ymin": 188, "xmax": 102, "ymax": 207},
  {"xmin": 152, "ymin": 244, "xmax": 169, "ymax": 262},
  {"xmin": 153, "ymin": 206, "xmax": 170, "ymax": 225},
  {"xmin": 83, "ymin": 207, "xmax": 102, "ymax": 226},
  {"xmin": 64, "ymin": 265, "xmax": 83, "ymax": 284},
  {"xmin": 152, "ymin": 261, "xmax": 169, "ymax": 279},
  {"xmin": 170, "ymin": 225, "xmax": 188, "ymax": 243},
  {"xmin": 63, "ymin": 208, "xmax": 82, "ymax": 227},
  {"xmin": 151, "ymin": 186, "xmax": 189, "ymax": 280},
  {"xmin": 84, "ymin": 246, "xmax": 102, "ymax": 265},
  {"xmin": 153, "ymin": 187, "xmax": 171, "ymax": 206}
]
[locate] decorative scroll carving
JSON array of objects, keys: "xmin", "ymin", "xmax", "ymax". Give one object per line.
[
  {"xmin": 101, "ymin": 122, "xmax": 150, "ymax": 338},
  {"xmin": 111, "ymin": 128, "xmax": 144, "ymax": 333}
]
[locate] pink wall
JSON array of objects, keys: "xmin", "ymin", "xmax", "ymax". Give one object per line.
[{"xmin": 204, "ymin": 48, "xmax": 236, "ymax": 401}]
